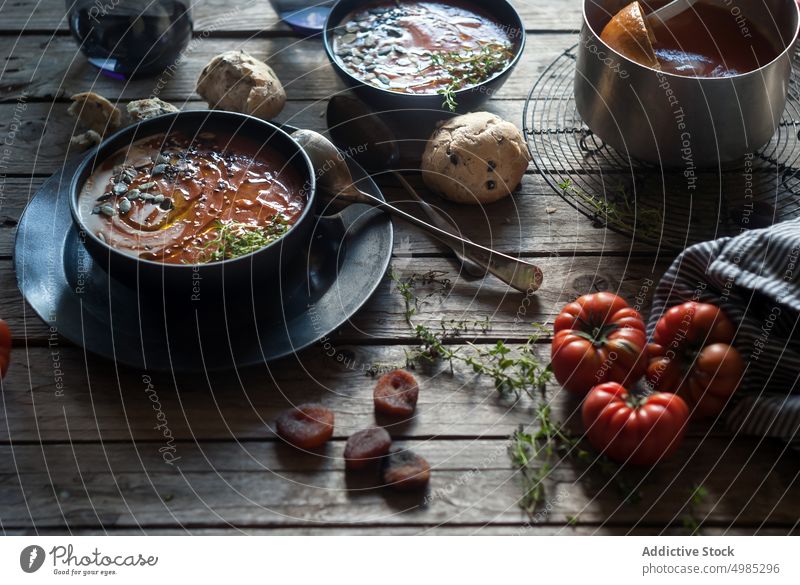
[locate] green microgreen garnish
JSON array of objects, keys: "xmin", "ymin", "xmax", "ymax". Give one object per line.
[
  {"xmin": 202, "ymin": 217, "xmax": 289, "ymax": 262},
  {"xmin": 429, "ymin": 42, "xmax": 515, "ymax": 111}
]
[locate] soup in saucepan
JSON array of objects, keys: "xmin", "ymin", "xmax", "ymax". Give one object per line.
[
  {"xmin": 332, "ymin": 0, "xmax": 518, "ymax": 96},
  {"xmin": 78, "ymin": 131, "xmax": 306, "ymax": 264}
]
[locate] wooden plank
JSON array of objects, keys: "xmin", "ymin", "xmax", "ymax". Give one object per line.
[
  {"xmin": 0, "ymin": 176, "xmax": 657, "ymax": 259},
  {"xmin": 0, "ymin": 0, "xmax": 584, "ymax": 34},
  {"xmin": 0, "ymin": 100, "xmax": 535, "ymax": 174},
  {"xmin": 0, "ymin": 343, "xmax": 726, "ymax": 443},
  {"xmin": 0, "ymin": 437, "xmax": 796, "ymax": 529},
  {"xmin": 0, "ymin": 97, "xmax": 778, "ymax": 249},
  {"xmin": 1, "ymin": 253, "xmax": 670, "ymax": 343},
  {"xmin": 8, "ymin": 526, "xmax": 794, "ymax": 535},
  {"xmin": 0, "ymin": 34, "xmax": 574, "ymax": 102}
]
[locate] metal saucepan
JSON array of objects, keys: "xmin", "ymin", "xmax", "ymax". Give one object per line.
[{"xmin": 575, "ymin": 0, "xmax": 800, "ymax": 167}]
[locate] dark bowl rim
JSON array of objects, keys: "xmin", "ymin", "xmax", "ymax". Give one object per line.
[
  {"xmin": 68, "ymin": 110, "xmax": 317, "ymax": 271},
  {"xmin": 323, "ymin": 0, "xmax": 527, "ymax": 100},
  {"xmin": 581, "ymin": 0, "xmax": 800, "ymax": 81}
]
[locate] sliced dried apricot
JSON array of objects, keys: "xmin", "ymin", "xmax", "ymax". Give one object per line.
[
  {"xmin": 344, "ymin": 427, "xmax": 392, "ymax": 470},
  {"xmin": 374, "ymin": 369, "xmax": 419, "ymax": 417},
  {"xmin": 276, "ymin": 403, "xmax": 334, "ymax": 449},
  {"xmin": 381, "ymin": 448, "xmax": 430, "ymax": 491}
]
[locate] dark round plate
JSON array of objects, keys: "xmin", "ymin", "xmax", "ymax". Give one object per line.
[{"xmin": 14, "ymin": 133, "xmax": 393, "ymax": 372}]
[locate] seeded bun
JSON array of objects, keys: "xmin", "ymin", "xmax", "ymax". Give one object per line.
[
  {"xmin": 68, "ymin": 92, "xmax": 122, "ymax": 135},
  {"xmin": 421, "ymin": 112, "xmax": 530, "ymax": 205},
  {"xmin": 196, "ymin": 50, "xmax": 286, "ymax": 120},
  {"xmin": 126, "ymin": 98, "xmax": 179, "ymax": 122}
]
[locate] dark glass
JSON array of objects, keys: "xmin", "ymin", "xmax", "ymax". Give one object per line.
[
  {"xmin": 269, "ymin": 0, "xmax": 333, "ymax": 35},
  {"xmin": 66, "ymin": 0, "xmax": 193, "ymax": 79}
]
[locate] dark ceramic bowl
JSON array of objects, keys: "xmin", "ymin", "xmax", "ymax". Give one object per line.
[
  {"xmin": 69, "ymin": 110, "xmax": 316, "ymax": 301},
  {"xmin": 323, "ymin": 0, "xmax": 526, "ymax": 115}
]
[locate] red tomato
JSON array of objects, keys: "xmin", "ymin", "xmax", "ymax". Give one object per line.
[
  {"xmin": 552, "ymin": 292, "xmax": 647, "ymax": 395},
  {"xmin": 582, "ymin": 382, "xmax": 689, "ymax": 465},
  {"xmin": 0, "ymin": 319, "xmax": 10, "ymax": 378},
  {"xmin": 647, "ymin": 302, "xmax": 745, "ymax": 418}
]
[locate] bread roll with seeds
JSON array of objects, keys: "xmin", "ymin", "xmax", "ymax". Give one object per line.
[
  {"xmin": 68, "ymin": 92, "xmax": 122, "ymax": 135},
  {"xmin": 125, "ymin": 98, "xmax": 179, "ymax": 122},
  {"xmin": 196, "ymin": 51, "xmax": 286, "ymax": 120},
  {"xmin": 421, "ymin": 112, "xmax": 530, "ymax": 205}
]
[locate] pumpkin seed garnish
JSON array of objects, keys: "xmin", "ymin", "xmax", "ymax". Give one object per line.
[
  {"xmin": 99, "ymin": 204, "xmax": 116, "ymax": 217},
  {"xmin": 91, "ymin": 206, "xmax": 101, "ymax": 214},
  {"xmin": 113, "ymin": 182, "xmax": 128, "ymax": 196},
  {"xmin": 153, "ymin": 194, "xmax": 165, "ymax": 203},
  {"xmin": 151, "ymin": 163, "xmax": 167, "ymax": 176},
  {"xmin": 139, "ymin": 181, "xmax": 157, "ymax": 191},
  {"xmin": 118, "ymin": 198, "xmax": 132, "ymax": 214},
  {"xmin": 96, "ymin": 192, "xmax": 113, "ymax": 202},
  {"xmin": 126, "ymin": 188, "xmax": 140, "ymax": 199}
]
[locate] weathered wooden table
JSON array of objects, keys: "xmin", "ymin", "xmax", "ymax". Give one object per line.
[{"xmin": 0, "ymin": 0, "xmax": 797, "ymax": 535}]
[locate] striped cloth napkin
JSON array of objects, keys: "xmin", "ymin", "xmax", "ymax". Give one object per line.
[{"xmin": 647, "ymin": 218, "xmax": 800, "ymax": 443}]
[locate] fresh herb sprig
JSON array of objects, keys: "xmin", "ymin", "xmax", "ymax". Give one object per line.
[
  {"xmin": 202, "ymin": 217, "xmax": 289, "ymax": 262},
  {"xmin": 509, "ymin": 405, "xmax": 590, "ymax": 513},
  {"xmin": 391, "ymin": 270, "xmax": 552, "ymax": 399},
  {"xmin": 681, "ymin": 483, "xmax": 709, "ymax": 535},
  {"xmin": 558, "ymin": 178, "xmax": 666, "ymax": 243},
  {"xmin": 429, "ymin": 42, "xmax": 515, "ymax": 111},
  {"xmin": 390, "ymin": 268, "xmax": 643, "ymax": 518}
]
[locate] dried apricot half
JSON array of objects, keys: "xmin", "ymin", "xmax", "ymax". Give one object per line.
[
  {"xmin": 381, "ymin": 448, "xmax": 430, "ymax": 491},
  {"xmin": 276, "ymin": 403, "xmax": 334, "ymax": 449},
  {"xmin": 374, "ymin": 369, "xmax": 419, "ymax": 417},
  {"xmin": 344, "ymin": 427, "xmax": 392, "ymax": 470}
]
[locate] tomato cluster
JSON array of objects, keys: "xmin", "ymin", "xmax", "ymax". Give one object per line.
[{"xmin": 551, "ymin": 293, "xmax": 744, "ymax": 465}]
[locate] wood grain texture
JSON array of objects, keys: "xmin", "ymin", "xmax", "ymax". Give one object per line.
[
  {"xmin": 0, "ymin": 0, "xmax": 584, "ymax": 33},
  {"xmin": 0, "ymin": 0, "xmax": 794, "ymax": 534},
  {"xmin": 0, "ymin": 34, "xmax": 576, "ymax": 102},
  {"xmin": 0, "ymin": 437, "xmax": 796, "ymax": 530},
  {"xmin": 0, "ymin": 175, "xmax": 658, "ymax": 259},
  {"xmin": 0, "ymin": 343, "xmax": 733, "ymax": 444},
  {"xmin": 0, "ymin": 254, "xmax": 668, "ymax": 344}
]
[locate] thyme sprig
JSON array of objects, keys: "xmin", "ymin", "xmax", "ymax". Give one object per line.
[
  {"xmin": 389, "ymin": 267, "xmax": 642, "ymax": 517},
  {"xmin": 202, "ymin": 217, "xmax": 289, "ymax": 262},
  {"xmin": 429, "ymin": 42, "xmax": 515, "ymax": 111},
  {"xmin": 558, "ymin": 178, "xmax": 666, "ymax": 243},
  {"xmin": 509, "ymin": 405, "xmax": 590, "ymax": 513},
  {"xmin": 681, "ymin": 483, "xmax": 709, "ymax": 535}
]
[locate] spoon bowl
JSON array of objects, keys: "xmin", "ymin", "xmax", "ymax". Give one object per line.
[{"xmin": 291, "ymin": 129, "xmax": 543, "ymax": 293}]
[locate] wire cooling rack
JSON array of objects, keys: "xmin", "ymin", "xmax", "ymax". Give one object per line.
[{"xmin": 523, "ymin": 44, "xmax": 800, "ymax": 249}]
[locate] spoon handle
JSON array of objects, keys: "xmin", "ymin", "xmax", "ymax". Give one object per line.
[
  {"xmin": 351, "ymin": 187, "xmax": 542, "ymax": 293},
  {"xmin": 647, "ymin": 0, "xmax": 699, "ymax": 25},
  {"xmin": 391, "ymin": 172, "xmax": 486, "ymax": 278}
]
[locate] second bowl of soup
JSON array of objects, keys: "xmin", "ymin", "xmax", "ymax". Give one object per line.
[{"xmin": 324, "ymin": 0, "xmax": 526, "ymax": 113}]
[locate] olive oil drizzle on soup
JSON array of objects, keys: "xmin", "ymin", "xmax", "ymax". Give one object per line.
[
  {"xmin": 78, "ymin": 132, "xmax": 306, "ymax": 265},
  {"xmin": 333, "ymin": 0, "xmax": 516, "ymax": 94}
]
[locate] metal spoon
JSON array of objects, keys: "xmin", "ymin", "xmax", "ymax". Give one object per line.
[
  {"xmin": 326, "ymin": 94, "xmax": 485, "ymax": 277},
  {"xmin": 292, "ymin": 129, "xmax": 542, "ymax": 293}
]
